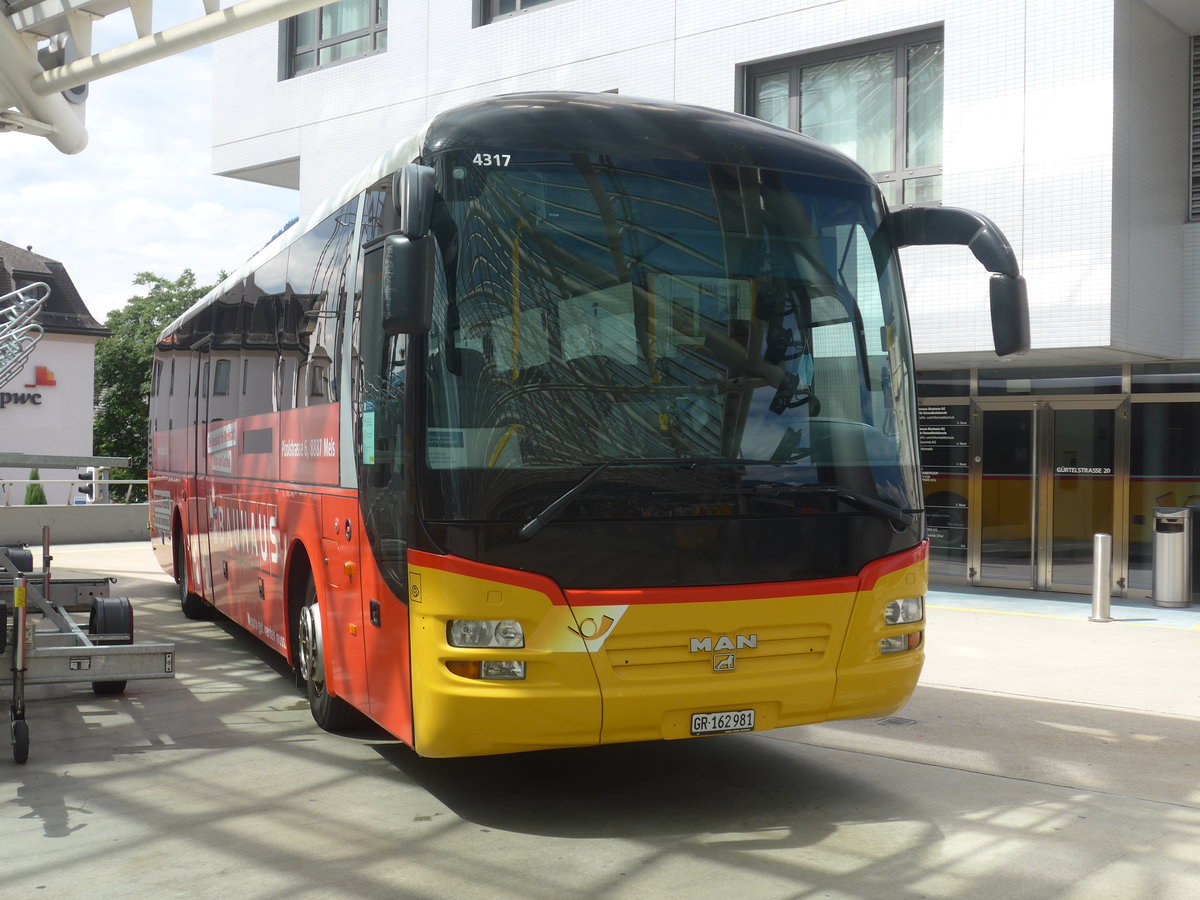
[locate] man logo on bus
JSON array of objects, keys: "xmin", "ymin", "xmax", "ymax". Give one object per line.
[{"xmin": 689, "ymin": 634, "xmax": 757, "ymax": 653}]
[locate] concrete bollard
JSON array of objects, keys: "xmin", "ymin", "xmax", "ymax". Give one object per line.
[{"xmin": 1090, "ymin": 533, "xmax": 1112, "ymax": 622}]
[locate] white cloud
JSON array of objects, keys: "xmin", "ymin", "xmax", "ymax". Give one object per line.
[{"xmin": 1, "ymin": 2, "xmax": 297, "ymax": 322}]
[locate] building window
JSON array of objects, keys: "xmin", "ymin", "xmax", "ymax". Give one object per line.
[
  {"xmin": 284, "ymin": 0, "xmax": 387, "ymax": 78},
  {"xmin": 212, "ymin": 359, "xmax": 232, "ymax": 397},
  {"xmin": 977, "ymin": 365, "xmax": 1122, "ymax": 396},
  {"xmin": 745, "ymin": 30, "xmax": 943, "ymax": 207},
  {"xmin": 478, "ymin": 0, "xmax": 572, "ymax": 25}
]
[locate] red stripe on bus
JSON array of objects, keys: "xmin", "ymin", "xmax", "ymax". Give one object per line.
[
  {"xmin": 409, "ymin": 542, "xmax": 927, "ymax": 608},
  {"xmin": 566, "ymin": 541, "xmax": 926, "ymax": 606}
]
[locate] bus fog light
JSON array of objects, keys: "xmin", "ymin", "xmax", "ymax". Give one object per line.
[
  {"xmin": 448, "ymin": 619, "xmax": 525, "ymax": 648},
  {"xmin": 481, "ymin": 660, "xmax": 525, "ymax": 680},
  {"xmin": 880, "ymin": 632, "xmax": 922, "ymax": 654},
  {"xmin": 884, "ymin": 597, "xmax": 924, "ymax": 625}
]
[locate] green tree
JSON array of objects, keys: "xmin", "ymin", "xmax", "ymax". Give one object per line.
[
  {"xmin": 24, "ymin": 468, "xmax": 47, "ymax": 505},
  {"xmin": 94, "ymin": 271, "xmax": 216, "ymax": 499}
]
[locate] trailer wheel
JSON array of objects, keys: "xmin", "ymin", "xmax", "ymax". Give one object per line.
[
  {"xmin": 89, "ymin": 597, "xmax": 133, "ymax": 696},
  {"xmin": 11, "ymin": 718, "xmax": 29, "ymax": 764},
  {"xmin": 1, "ymin": 546, "xmax": 33, "ymax": 573},
  {"xmin": 297, "ymin": 575, "xmax": 357, "ymax": 732}
]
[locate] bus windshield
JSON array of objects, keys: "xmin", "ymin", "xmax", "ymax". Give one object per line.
[{"xmin": 413, "ymin": 150, "xmax": 920, "ymax": 525}]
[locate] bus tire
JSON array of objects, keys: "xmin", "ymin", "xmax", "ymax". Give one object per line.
[
  {"xmin": 296, "ymin": 574, "xmax": 357, "ymax": 732},
  {"xmin": 176, "ymin": 532, "xmax": 212, "ymax": 620}
]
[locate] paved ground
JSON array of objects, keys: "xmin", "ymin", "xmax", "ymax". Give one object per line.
[{"xmin": 2, "ymin": 543, "xmax": 1199, "ymax": 899}]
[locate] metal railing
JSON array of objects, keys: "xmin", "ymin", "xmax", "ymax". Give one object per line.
[{"xmin": 0, "ymin": 478, "xmax": 148, "ymax": 506}]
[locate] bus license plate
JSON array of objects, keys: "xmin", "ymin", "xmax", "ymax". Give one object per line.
[{"xmin": 690, "ymin": 709, "xmax": 755, "ymax": 735}]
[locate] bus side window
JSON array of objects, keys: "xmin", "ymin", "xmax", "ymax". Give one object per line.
[
  {"xmin": 250, "ymin": 253, "xmax": 289, "ymax": 414},
  {"xmin": 288, "ymin": 197, "xmax": 359, "ymax": 407},
  {"xmin": 276, "ymin": 354, "xmax": 296, "ymax": 412},
  {"xmin": 241, "ymin": 285, "xmax": 278, "ymax": 419}
]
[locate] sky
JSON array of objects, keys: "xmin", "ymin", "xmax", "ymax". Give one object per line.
[{"xmin": 1, "ymin": 2, "xmax": 299, "ymax": 323}]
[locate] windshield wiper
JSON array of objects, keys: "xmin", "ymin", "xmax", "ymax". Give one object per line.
[
  {"xmin": 518, "ymin": 460, "xmax": 620, "ymax": 541},
  {"xmin": 759, "ymin": 484, "xmax": 917, "ymax": 530},
  {"xmin": 652, "ymin": 482, "xmax": 919, "ymax": 530},
  {"xmin": 517, "ymin": 457, "xmax": 783, "ymax": 541}
]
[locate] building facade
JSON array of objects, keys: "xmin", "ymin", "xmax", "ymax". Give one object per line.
[
  {"xmin": 0, "ymin": 241, "xmax": 109, "ymax": 505},
  {"xmin": 210, "ymin": 0, "xmax": 1200, "ymax": 597}
]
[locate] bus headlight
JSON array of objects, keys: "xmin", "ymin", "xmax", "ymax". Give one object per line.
[
  {"xmin": 884, "ymin": 597, "xmax": 924, "ymax": 626},
  {"xmin": 447, "ymin": 619, "xmax": 525, "ymax": 648}
]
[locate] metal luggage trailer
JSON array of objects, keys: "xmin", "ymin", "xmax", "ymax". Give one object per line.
[{"xmin": 2, "ymin": 544, "xmax": 175, "ymax": 764}]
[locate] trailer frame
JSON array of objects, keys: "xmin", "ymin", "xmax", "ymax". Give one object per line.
[{"xmin": 3, "ymin": 527, "xmax": 175, "ymax": 764}]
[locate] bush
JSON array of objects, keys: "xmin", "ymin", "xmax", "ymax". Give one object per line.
[{"xmin": 24, "ymin": 468, "xmax": 47, "ymax": 506}]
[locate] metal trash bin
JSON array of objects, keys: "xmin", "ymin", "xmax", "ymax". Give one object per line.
[
  {"xmin": 1152, "ymin": 507, "xmax": 1191, "ymax": 608},
  {"xmin": 1190, "ymin": 500, "xmax": 1200, "ymax": 603}
]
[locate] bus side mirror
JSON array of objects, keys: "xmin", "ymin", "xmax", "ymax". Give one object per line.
[
  {"xmin": 381, "ymin": 234, "xmax": 435, "ymax": 335},
  {"xmin": 990, "ymin": 273, "xmax": 1030, "ymax": 358},
  {"xmin": 890, "ymin": 205, "xmax": 1030, "ymax": 357},
  {"xmin": 393, "ymin": 164, "xmax": 437, "ymax": 239}
]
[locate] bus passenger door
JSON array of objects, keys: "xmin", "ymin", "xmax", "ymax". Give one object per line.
[
  {"xmin": 359, "ymin": 507, "xmax": 413, "ymax": 741},
  {"xmin": 186, "ymin": 350, "xmax": 216, "ymax": 602},
  {"xmin": 320, "ymin": 494, "xmax": 369, "ymax": 714},
  {"xmin": 358, "ymin": 329, "xmax": 414, "ymax": 742}
]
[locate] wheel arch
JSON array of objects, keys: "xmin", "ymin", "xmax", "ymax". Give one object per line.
[{"xmin": 284, "ymin": 538, "xmax": 314, "ymax": 668}]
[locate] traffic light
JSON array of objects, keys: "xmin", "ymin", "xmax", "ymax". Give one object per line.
[
  {"xmin": 77, "ymin": 468, "xmax": 93, "ymax": 501},
  {"xmin": 77, "ymin": 467, "xmax": 109, "ymax": 503}
]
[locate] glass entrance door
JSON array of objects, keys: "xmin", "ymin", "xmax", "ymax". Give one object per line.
[
  {"xmin": 978, "ymin": 408, "xmax": 1036, "ymax": 585},
  {"xmin": 1046, "ymin": 405, "xmax": 1118, "ymax": 591},
  {"xmin": 973, "ymin": 402, "xmax": 1124, "ymax": 592}
]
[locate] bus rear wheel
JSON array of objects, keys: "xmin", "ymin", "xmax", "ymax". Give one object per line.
[
  {"xmin": 175, "ymin": 534, "xmax": 211, "ymax": 620},
  {"xmin": 296, "ymin": 576, "xmax": 357, "ymax": 732}
]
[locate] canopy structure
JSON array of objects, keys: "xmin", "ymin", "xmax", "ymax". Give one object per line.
[{"xmin": 0, "ymin": 0, "xmax": 325, "ymax": 154}]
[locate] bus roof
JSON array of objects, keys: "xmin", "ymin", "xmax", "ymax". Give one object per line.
[
  {"xmin": 425, "ymin": 91, "xmax": 870, "ymax": 181},
  {"xmin": 158, "ymin": 129, "xmax": 424, "ymax": 342},
  {"xmin": 160, "ymin": 92, "xmax": 873, "ymax": 341}
]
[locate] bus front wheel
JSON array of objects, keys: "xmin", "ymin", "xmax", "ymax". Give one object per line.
[{"xmin": 297, "ymin": 576, "xmax": 357, "ymax": 732}]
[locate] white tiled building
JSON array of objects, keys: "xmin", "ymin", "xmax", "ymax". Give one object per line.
[{"xmin": 211, "ymin": 0, "xmax": 1200, "ymax": 596}]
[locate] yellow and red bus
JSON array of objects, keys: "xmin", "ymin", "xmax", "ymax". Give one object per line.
[{"xmin": 149, "ymin": 93, "xmax": 1027, "ymax": 757}]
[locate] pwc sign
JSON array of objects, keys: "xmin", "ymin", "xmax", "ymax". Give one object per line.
[
  {"xmin": 25, "ymin": 365, "xmax": 56, "ymax": 388},
  {"xmin": 0, "ymin": 364, "xmax": 56, "ymax": 409}
]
